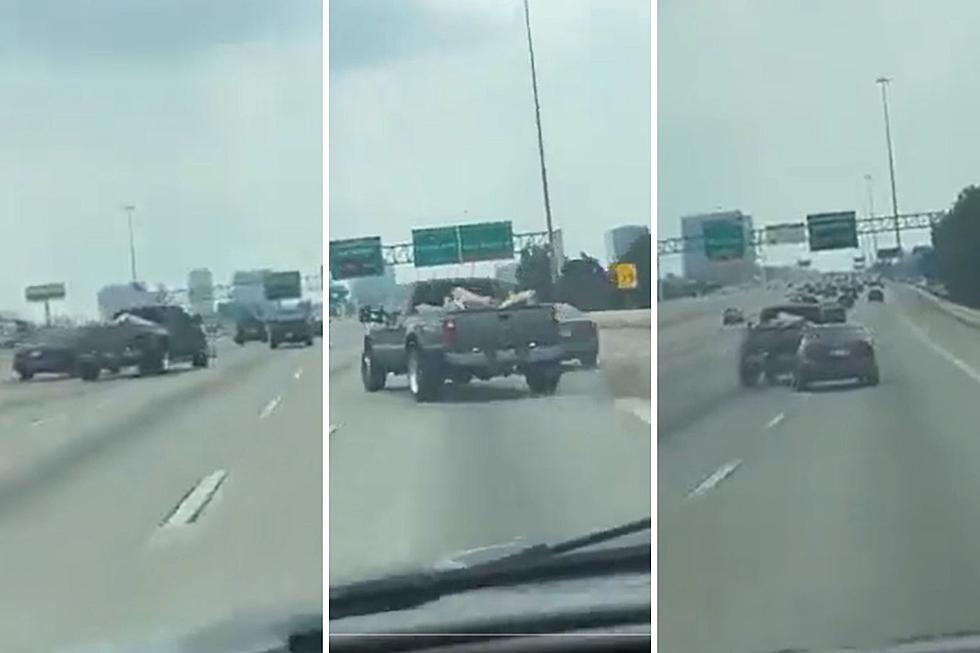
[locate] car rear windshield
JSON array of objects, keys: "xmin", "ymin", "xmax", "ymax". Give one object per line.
[{"xmin": 806, "ymin": 326, "xmax": 867, "ymax": 342}]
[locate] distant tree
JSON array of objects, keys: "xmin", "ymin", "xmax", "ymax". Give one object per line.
[
  {"xmin": 557, "ymin": 252, "xmax": 614, "ymax": 311},
  {"xmin": 933, "ymin": 186, "xmax": 980, "ymax": 306},
  {"xmin": 515, "ymin": 245, "xmax": 554, "ymax": 302}
]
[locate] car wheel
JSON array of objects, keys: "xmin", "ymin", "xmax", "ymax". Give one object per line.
[
  {"xmin": 306, "ymin": 338, "xmax": 314, "ymax": 347},
  {"xmin": 361, "ymin": 350, "xmax": 386, "ymax": 392},
  {"xmin": 192, "ymin": 351, "xmax": 209, "ymax": 368},
  {"xmin": 526, "ymin": 365, "xmax": 562, "ymax": 395},
  {"xmin": 270, "ymin": 339, "xmax": 279, "ymax": 349},
  {"xmin": 77, "ymin": 360, "xmax": 100, "ymax": 381},
  {"xmin": 866, "ymin": 368, "xmax": 880, "ymax": 386},
  {"xmin": 407, "ymin": 347, "xmax": 441, "ymax": 402},
  {"xmin": 234, "ymin": 336, "xmax": 244, "ymax": 346},
  {"xmin": 580, "ymin": 352, "xmax": 599, "ymax": 369},
  {"xmin": 16, "ymin": 369, "xmax": 33, "ymax": 382},
  {"xmin": 138, "ymin": 346, "xmax": 167, "ymax": 376},
  {"xmin": 793, "ymin": 371, "xmax": 808, "ymax": 392},
  {"xmin": 739, "ymin": 364, "xmax": 760, "ymax": 387}
]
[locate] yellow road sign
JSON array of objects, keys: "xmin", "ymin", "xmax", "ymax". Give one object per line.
[{"xmin": 613, "ymin": 263, "xmax": 638, "ymax": 290}]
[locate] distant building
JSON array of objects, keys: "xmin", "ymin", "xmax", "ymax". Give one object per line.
[
  {"xmin": 97, "ymin": 283, "xmax": 161, "ymax": 319},
  {"xmin": 605, "ymin": 225, "xmax": 650, "ymax": 263},
  {"xmin": 680, "ymin": 211, "xmax": 758, "ymax": 285},
  {"xmin": 187, "ymin": 268, "xmax": 216, "ymax": 320}
]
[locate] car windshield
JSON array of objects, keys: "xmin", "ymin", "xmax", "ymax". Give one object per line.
[
  {"xmin": 0, "ymin": 2, "xmax": 322, "ymax": 651},
  {"xmin": 329, "ymin": 0, "xmax": 652, "ymax": 636}
]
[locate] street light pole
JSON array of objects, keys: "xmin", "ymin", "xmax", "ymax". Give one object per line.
[
  {"xmin": 875, "ymin": 77, "xmax": 902, "ymax": 251},
  {"xmin": 123, "ymin": 204, "xmax": 137, "ymax": 282},
  {"xmin": 522, "ymin": 0, "xmax": 557, "ymax": 281},
  {"xmin": 864, "ymin": 174, "xmax": 879, "ymax": 260}
]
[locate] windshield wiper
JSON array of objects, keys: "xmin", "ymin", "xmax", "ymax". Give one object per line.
[{"xmin": 329, "ymin": 517, "xmax": 651, "ymax": 621}]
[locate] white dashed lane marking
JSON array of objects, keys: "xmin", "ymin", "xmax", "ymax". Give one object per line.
[
  {"xmin": 765, "ymin": 413, "xmax": 785, "ymax": 429},
  {"xmin": 259, "ymin": 396, "xmax": 282, "ymax": 419},
  {"xmin": 688, "ymin": 460, "xmax": 742, "ymax": 499},
  {"xmin": 294, "ymin": 368, "xmax": 303, "ymax": 380}
]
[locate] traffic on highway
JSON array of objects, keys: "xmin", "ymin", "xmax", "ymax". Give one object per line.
[
  {"xmin": 661, "ymin": 2, "xmax": 980, "ymax": 651},
  {"xmin": 328, "ymin": 0, "xmax": 652, "ymax": 648},
  {"xmin": 0, "ymin": 1, "xmax": 323, "ymax": 651}
]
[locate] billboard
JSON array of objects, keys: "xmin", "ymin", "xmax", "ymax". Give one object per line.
[{"xmin": 25, "ymin": 283, "xmax": 66, "ymax": 302}]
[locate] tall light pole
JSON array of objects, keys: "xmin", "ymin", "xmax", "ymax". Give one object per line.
[
  {"xmin": 123, "ymin": 204, "xmax": 137, "ymax": 282},
  {"xmin": 522, "ymin": 0, "xmax": 557, "ymax": 281},
  {"xmin": 875, "ymin": 77, "xmax": 902, "ymax": 250},
  {"xmin": 864, "ymin": 174, "xmax": 879, "ymax": 260}
]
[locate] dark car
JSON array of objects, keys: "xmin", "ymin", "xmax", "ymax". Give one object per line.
[
  {"xmin": 267, "ymin": 303, "xmax": 314, "ymax": 348},
  {"xmin": 793, "ymin": 323, "xmax": 879, "ymax": 391},
  {"xmin": 12, "ymin": 328, "xmax": 82, "ymax": 381},
  {"xmin": 868, "ymin": 288, "xmax": 884, "ymax": 302},
  {"xmin": 554, "ymin": 303, "xmax": 599, "ymax": 367},
  {"xmin": 837, "ymin": 293, "xmax": 855, "ymax": 309},
  {"xmin": 722, "ymin": 307, "xmax": 744, "ymax": 325},
  {"xmin": 234, "ymin": 314, "xmax": 268, "ymax": 345},
  {"xmin": 111, "ymin": 305, "xmax": 210, "ymax": 370}
]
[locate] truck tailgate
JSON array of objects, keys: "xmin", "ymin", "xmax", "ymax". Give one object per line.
[{"xmin": 446, "ymin": 306, "xmax": 559, "ymax": 352}]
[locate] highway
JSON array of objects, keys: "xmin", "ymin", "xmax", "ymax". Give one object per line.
[
  {"xmin": 660, "ymin": 283, "xmax": 980, "ymax": 652},
  {"xmin": 328, "ymin": 317, "xmax": 652, "ymax": 586},
  {"xmin": 0, "ymin": 337, "xmax": 322, "ymax": 652}
]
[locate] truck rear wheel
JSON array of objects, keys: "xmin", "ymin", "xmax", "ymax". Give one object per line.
[
  {"xmin": 77, "ymin": 360, "xmax": 100, "ymax": 381},
  {"xmin": 526, "ymin": 365, "xmax": 561, "ymax": 395},
  {"xmin": 361, "ymin": 350, "xmax": 386, "ymax": 392},
  {"xmin": 192, "ymin": 351, "xmax": 209, "ymax": 368},
  {"xmin": 407, "ymin": 347, "xmax": 441, "ymax": 402}
]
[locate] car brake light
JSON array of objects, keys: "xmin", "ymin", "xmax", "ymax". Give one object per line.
[{"xmin": 442, "ymin": 319, "xmax": 457, "ymax": 346}]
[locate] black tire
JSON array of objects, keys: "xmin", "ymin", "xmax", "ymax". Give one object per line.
[
  {"xmin": 16, "ymin": 369, "xmax": 33, "ymax": 382},
  {"xmin": 306, "ymin": 338, "xmax": 314, "ymax": 347},
  {"xmin": 739, "ymin": 364, "xmax": 760, "ymax": 387},
  {"xmin": 270, "ymin": 339, "xmax": 279, "ymax": 349},
  {"xmin": 138, "ymin": 347, "xmax": 167, "ymax": 376},
  {"xmin": 77, "ymin": 360, "xmax": 100, "ymax": 381},
  {"xmin": 526, "ymin": 365, "xmax": 562, "ymax": 395},
  {"xmin": 192, "ymin": 351, "xmax": 209, "ymax": 368},
  {"xmin": 866, "ymin": 368, "xmax": 880, "ymax": 386},
  {"xmin": 793, "ymin": 370, "xmax": 808, "ymax": 392},
  {"xmin": 580, "ymin": 351, "xmax": 599, "ymax": 369},
  {"xmin": 361, "ymin": 349, "xmax": 386, "ymax": 392},
  {"xmin": 234, "ymin": 336, "xmax": 245, "ymax": 346},
  {"xmin": 407, "ymin": 347, "xmax": 442, "ymax": 402}
]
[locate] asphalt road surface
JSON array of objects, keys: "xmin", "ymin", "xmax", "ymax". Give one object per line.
[
  {"xmin": 660, "ymin": 283, "xmax": 980, "ymax": 652},
  {"xmin": 328, "ymin": 323, "xmax": 652, "ymax": 586},
  {"xmin": 0, "ymin": 337, "xmax": 322, "ymax": 652}
]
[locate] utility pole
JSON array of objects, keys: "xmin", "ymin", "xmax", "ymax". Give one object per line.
[
  {"xmin": 864, "ymin": 174, "xmax": 879, "ymax": 261},
  {"xmin": 123, "ymin": 204, "xmax": 138, "ymax": 282},
  {"xmin": 522, "ymin": 0, "xmax": 557, "ymax": 282},
  {"xmin": 875, "ymin": 77, "xmax": 902, "ymax": 251}
]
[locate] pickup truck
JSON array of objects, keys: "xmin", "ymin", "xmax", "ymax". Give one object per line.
[
  {"xmin": 738, "ymin": 303, "xmax": 843, "ymax": 387},
  {"xmin": 359, "ymin": 278, "xmax": 564, "ymax": 401},
  {"xmin": 73, "ymin": 305, "xmax": 210, "ymax": 380}
]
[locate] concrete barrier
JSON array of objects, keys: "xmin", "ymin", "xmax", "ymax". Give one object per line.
[{"xmin": 907, "ymin": 284, "xmax": 980, "ymax": 330}]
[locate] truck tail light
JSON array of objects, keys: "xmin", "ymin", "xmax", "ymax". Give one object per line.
[{"xmin": 442, "ymin": 319, "xmax": 458, "ymax": 346}]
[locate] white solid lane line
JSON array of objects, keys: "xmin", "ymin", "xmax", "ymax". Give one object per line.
[
  {"xmin": 259, "ymin": 396, "xmax": 282, "ymax": 419},
  {"xmin": 688, "ymin": 459, "xmax": 742, "ymax": 499},
  {"xmin": 158, "ymin": 469, "xmax": 228, "ymax": 529},
  {"xmin": 903, "ymin": 316, "xmax": 980, "ymax": 385},
  {"xmin": 613, "ymin": 398, "xmax": 652, "ymax": 425},
  {"xmin": 765, "ymin": 412, "xmax": 785, "ymax": 429}
]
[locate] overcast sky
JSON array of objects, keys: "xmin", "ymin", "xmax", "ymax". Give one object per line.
[
  {"xmin": 659, "ymin": 0, "xmax": 980, "ymax": 272},
  {"xmin": 329, "ymin": 0, "xmax": 651, "ymax": 281},
  {"xmin": 0, "ymin": 0, "xmax": 321, "ymax": 319}
]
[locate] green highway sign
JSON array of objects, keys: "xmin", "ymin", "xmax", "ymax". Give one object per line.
[
  {"xmin": 329, "ymin": 236, "xmax": 385, "ymax": 280},
  {"xmin": 459, "ymin": 221, "xmax": 514, "ymax": 263},
  {"xmin": 807, "ymin": 211, "xmax": 858, "ymax": 251},
  {"xmin": 264, "ymin": 271, "xmax": 301, "ymax": 300},
  {"xmin": 413, "ymin": 226, "xmax": 461, "ymax": 268},
  {"xmin": 702, "ymin": 218, "xmax": 745, "ymax": 260}
]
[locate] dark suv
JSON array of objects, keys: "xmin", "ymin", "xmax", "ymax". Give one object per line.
[
  {"xmin": 110, "ymin": 305, "xmax": 210, "ymax": 370},
  {"xmin": 793, "ymin": 324, "xmax": 879, "ymax": 390},
  {"xmin": 267, "ymin": 305, "xmax": 314, "ymax": 348}
]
